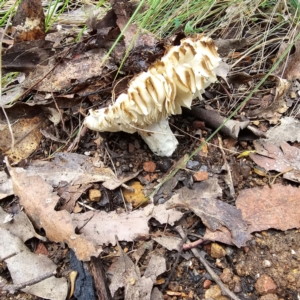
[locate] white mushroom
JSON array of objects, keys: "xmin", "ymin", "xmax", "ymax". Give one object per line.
[{"xmin": 85, "ymin": 34, "xmax": 225, "ymax": 156}]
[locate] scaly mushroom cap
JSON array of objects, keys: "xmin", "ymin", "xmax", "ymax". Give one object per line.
[{"xmin": 85, "ymin": 34, "xmax": 222, "ymax": 134}]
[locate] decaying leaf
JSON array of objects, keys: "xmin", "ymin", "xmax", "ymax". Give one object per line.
[
  {"xmin": 2, "ymin": 40, "xmax": 54, "ymax": 74},
  {"xmin": 0, "ymin": 207, "xmax": 67, "ymax": 300},
  {"xmin": 72, "ymin": 202, "xmax": 183, "ymax": 246},
  {"xmin": 0, "ymin": 207, "xmax": 45, "ymax": 242},
  {"xmin": 21, "ymin": 152, "xmax": 115, "ymax": 186},
  {"xmin": 275, "ymin": 39, "xmax": 300, "ymax": 80},
  {"xmin": 247, "ymin": 75, "xmax": 289, "ymax": 124},
  {"xmin": 236, "ymin": 184, "xmax": 300, "ymax": 233},
  {"xmin": 8, "ymin": 163, "xmax": 101, "ymax": 261},
  {"xmin": 153, "ymin": 236, "xmax": 181, "ymax": 251},
  {"xmin": 0, "ymin": 228, "xmax": 68, "ymax": 299},
  {"xmin": 113, "ymin": 0, "xmax": 157, "ymax": 49},
  {"xmin": 250, "ymin": 141, "xmax": 300, "ymax": 183},
  {"xmin": 109, "ymin": 241, "xmax": 166, "ymax": 300},
  {"xmin": 102, "ymin": 170, "xmax": 141, "ymax": 190},
  {"xmin": 264, "ymin": 116, "xmax": 300, "ymax": 146},
  {"xmin": 166, "ymin": 179, "xmax": 250, "ymax": 247},
  {"xmin": 205, "ymin": 183, "xmax": 300, "ymax": 245},
  {"xmin": 0, "ymin": 116, "xmax": 43, "ymax": 163},
  {"xmin": 22, "ymin": 47, "xmax": 115, "ymax": 92},
  {"xmin": 0, "ymin": 171, "xmax": 13, "ymax": 200}
]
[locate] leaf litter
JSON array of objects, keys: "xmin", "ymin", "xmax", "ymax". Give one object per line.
[{"xmin": 3, "ymin": 0, "xmax": 300, "ymax": 299}]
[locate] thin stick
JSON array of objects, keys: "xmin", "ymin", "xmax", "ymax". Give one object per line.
[
  {"xmin": 218, "ymin": 135, "xmax": 235, "ymax": 198},
  {"xmin": 176, "ymin": 226, "xmax": 240, "ymax": 300}
]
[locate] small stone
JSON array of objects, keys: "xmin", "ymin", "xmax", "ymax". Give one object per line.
[
  {"xmin": 89, "ymin": 189, "xmax": 101, "ymax": 202},
  {"xmin": 186, "ymin": 160, "xmax": 200, "ymax": 170},
  {"xmin": 210, "ymin": 243, "xmax": 226, "ymax": 258},
  {"xmin": 220, "ymin": 268, "xmax": 233, "ymax": 284},
  {"xmin": 204, "ymin": 285, "xmax": 222, "ymax": 299},
  {"xmin": 239, "ymin": 141, "xmax": 248, "ymax": 148},
  {"xmin": 255, "ymin": 274, "xmax": 277, "ymax": 295},
  {"xmin": 193, "ymin": 120, "xmax": 206, "ymax": 130},
  {"xmin": 290, "ymin": 91, "xmax": 296, "ymax": 99},
  {"xmin": 156, "ymin": 158, "xmax": 172, "ymax": 172},
  {"xmin": 259, "ymin": 294, "xmax": 279, "ymax": 300},
  {"xmin": 168, "ymin": 281, "xmax": 180, "ymax": 292},
  {"xmin": 203, "ymin": 279, "xmax": 212, "ymax": 289},
  {"xmin": 286, "ymin": 274, "xmax": 295, "ymax": 283},
  {"xmin": 233, "ymin": 275, "xmax": 242, "ymax": 293},
  {"xmin": 116, "ymin": 161, "xmax": 120, "ymax": 167},
  {"xmin": 193, "ymin": 171, "xmax": 209, "ymax": 181},
  {"xmin": 143, "ymin": 161, "xmax": 156, "ymax": 173},
  {"xmin": 128, "ymin": 143, "xmax": 135, "ymax": 153},
  {"xmin": 263, "ymin": 260, "xmax": 271, "ymax": 267}
]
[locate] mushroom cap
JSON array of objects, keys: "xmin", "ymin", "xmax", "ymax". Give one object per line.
[{"xmin": 85, "ymin": 34, "xmax": 224, "ymax": 134}]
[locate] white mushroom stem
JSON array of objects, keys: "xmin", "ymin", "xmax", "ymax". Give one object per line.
[{"xmin": 138, "ymin": 119, "xmax": 178, "ymax": 157}]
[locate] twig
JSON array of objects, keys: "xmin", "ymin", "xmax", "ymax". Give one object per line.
[
  {"xmin": 176, "ymin": 226, "xmax": 240, "ymax": 300},
  {"xmin": 218, "ymin": 135, "xmax": 235, "ymax": 198},
  {"xmin": 183, "ymin": 239, "xmax": 204, "ymax": 250},
  {"xmin": 162, "ymin": 219, "xmax": 200, "ymax": 291},
  {"xmin": 78, "ymin": 201, "xmax": 97, "ymax": 211},
  {"xmin": 161, "ymin": 234, "xmax": 187, "ymax": 292},
  {"xmin": 1, "ymin": 271, "xmax": 55, "ymax": 294}
]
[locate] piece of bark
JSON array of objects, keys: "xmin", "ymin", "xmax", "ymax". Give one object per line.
[{"xmin": 90, "ymin": 256, "xmax": 112, "ymax": 300}]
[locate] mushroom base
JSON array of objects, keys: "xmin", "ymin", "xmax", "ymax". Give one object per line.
[{"xmin": 138, "ymin": 119, "xmax": 178, "ymax": 157}]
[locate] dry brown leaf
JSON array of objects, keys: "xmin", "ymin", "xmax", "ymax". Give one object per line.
[
  {"xmin": 102, "ymin": 170, "xmax": 141, "ymax": 190},
  {"xmin": 0, "ymin": 210, "xmax": 67, "ymax": 300},
  {"xmin": 275, "ymin": 39, "xmax": 300, "ymax": 80},
  {"xmin": 205, "ymin": 184, "xmax": 300, "ymax": 244},
  {"xmin": 113, "ymin": 1, "xmax": 157, "ymax": 49},
  {"xmin": 59, "ymin": 184, "xmax": 92, "ymax": 213},
  {"xmin": 22, "ymin": 48, "xmax": 115, "ymax": 92},
  {"xmin": 0, "ymin": 207, "xmax": 45, "ymax": 242},
  {"xmin": 250, "ymin": 141, "xmax": 300, "ymax": 183},
  {"xmin": 166, "ymin": 179, "xmax": 250, "ymax": 247},
  {"xmin": 152, "ymin": 236, "xmax": 181, "ymax": 251},
  {"xmin": 2, "ymin": 40, "xmax": 54, "ymax": 74},
  {"xmin": 264, "ymin": 117, "xmax": 300, "ymax": 146},
  {"xmin": 0, "ymin": 228, "xmax": 68, "ymax": 299},
  {"xmin": 8, "ymin": 164, "xmax": 101, "ymax": 261},
  {"xmin": 72, "ymin": 202, "xmax": 183, "ymax": 246},
  {"xmin": 203, "ymin": 227, "xmax": 234, "ymax": 246},
  {"xmin": 0, "ymin": 171, "xmax": 13, "ymax": 200},
  {"xmin": 247, "ymin": 76, "xmax": 289, "ymax": 124},
  {"xmin": 23, "ymin": 152, "xmax": 115, "ymax": 186},
  {"xmin": 109, "ymin": 242, "xmax": 165, "ymax": 300},
  {"xmin": 236, "ymin": 184, "xmax": 300, "ymax": 232},
  {"xmin": 0, "ymin": 116, "xmax": 43, "ymax": 163}
]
